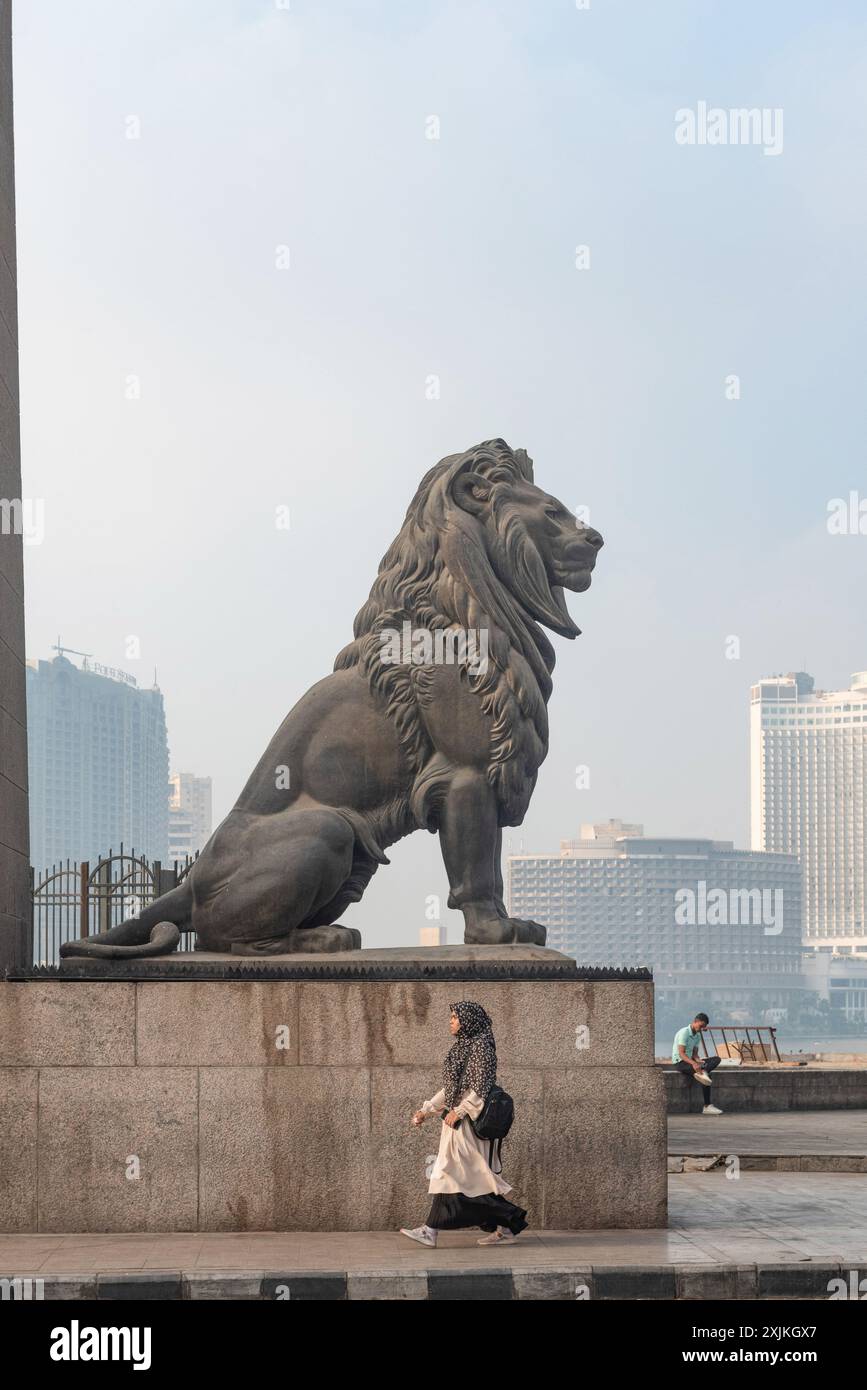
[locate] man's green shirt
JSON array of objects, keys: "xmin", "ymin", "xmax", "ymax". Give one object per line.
[{"xmin": 672, "ymin": 1024, "xmax": 701, "ymax": 1064}]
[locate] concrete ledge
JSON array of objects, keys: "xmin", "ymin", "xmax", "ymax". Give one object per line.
[
  {"xmin": 96, "ymin": 1273, "xmax": 183, "ymax": 1301},
  {"xmin": 346, "ymin": 1270, "xmax": 428, "ymax": 1301},
  {"xmin": 663, "ymin": 1065, "xmax": 867, "ymax": 1113},
  {"xmin": 185, "ymin": 1272, "xmax": 265, "ymax": 1300},
  {"xmin": 757, "ymin": 1264, "xmax": 844, "ymax": 1299},
  {"xmin": 674, "ymin": 1264, "xmax": 756, "ymax": 1300},
  {"xmin": 15, "ymin": 945, "xmax": 652, "ymax": 984},
  {"xmin": 260, "ymin": 1272, "xmax": 347, "ymax": 1300},
  {"xmin": 0, "ymin": 1262, "xmax": 851, "ymax": 1301},
  {"xmin": 428, "ymin": 1269, "xmax": 513, "ymax": 1300}
]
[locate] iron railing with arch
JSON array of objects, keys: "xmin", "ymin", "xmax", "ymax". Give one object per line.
[{"xmin": 31, "ymin": 847, "xmax": 198, "ymax": 965}]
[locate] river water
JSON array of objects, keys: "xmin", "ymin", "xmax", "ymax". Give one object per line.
[{"xmin": 656, "ymin": 1034, "xmax": 867, "ymax": 1056}]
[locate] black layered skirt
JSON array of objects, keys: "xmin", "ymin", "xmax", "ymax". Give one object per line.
[{"xmin": 426, "ymin": 1192, "xmax": 528, "ymax": 1234}]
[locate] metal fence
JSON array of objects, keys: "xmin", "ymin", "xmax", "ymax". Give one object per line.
[
  {"xmin": 699, "ymin": 1024, "xmax": 781, "ymax": 1064},
  {"xmin": 31, "ymin": 846, "xmax": 197, "ymax": 965}
]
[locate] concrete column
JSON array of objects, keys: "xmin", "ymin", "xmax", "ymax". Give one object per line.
[{"xmin": 0, "ymin": 0, "xmax": 30, "ymax": 971}]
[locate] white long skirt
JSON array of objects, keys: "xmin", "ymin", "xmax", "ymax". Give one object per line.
[{"xmin": 421, "ymin": 1087, "xmax": 513, "ymax": 1197}]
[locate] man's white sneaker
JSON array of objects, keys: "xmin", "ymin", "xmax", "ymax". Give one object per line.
[
  {"xmin": 477, "ymin": 1228, "xmax": 517, "ymax": 1246},
  {"xmin": 702, "ymin": 1104, "xmax": 723, "ymax": 1115},
  {"xmin": 400, "ymin": 1225, "xmax": 437, "ymax": 1247},
  {"xmin": 694, "ymin": 1071, "xmax": 712, "ymax": 1086}
]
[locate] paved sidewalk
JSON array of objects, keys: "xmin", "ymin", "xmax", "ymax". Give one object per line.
[
  {"xmin": 1, "ymin": 1174, "xmax": 866, "ymax": 1299},
  {"xmin": 669, "ymin": 1109, "xmax": 867, "ymax": 1170}
]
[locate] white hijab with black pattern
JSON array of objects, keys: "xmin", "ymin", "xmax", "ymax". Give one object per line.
[{"xmin": 443, "ymin": 1000, "xmax": 497, "ymax": 1109}]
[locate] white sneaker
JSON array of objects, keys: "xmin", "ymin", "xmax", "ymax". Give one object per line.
[
  {"xmin": 702, "ymin": 1104, "xmax": 723, "ymax": 1115},
  {"xmin": 400, "ymin": 1225, "xmax": 437, "ymax": 1247},
  {"xmin": 477, "ymin": 1227, "xmax": 516, "ymax": 1246},
  {"xmin": 694, "ymin": 1071, "xmax": 712, "ymax": 1086}
]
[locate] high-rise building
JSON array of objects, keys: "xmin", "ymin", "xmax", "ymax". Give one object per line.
[
  {"xmin": 508, "ymin": 825, "xmax": 804, "ymax": 1022},
  {"xmin": 750, "ymin": 671, "xmax": 867, "ymax": 953},
  {"xmin": 168, "ymin": 772, "xmax": 213, "ymax": 863},
  {"xmin": 26, "ymin": 654, "xmax": 170, "ymax": 867}
]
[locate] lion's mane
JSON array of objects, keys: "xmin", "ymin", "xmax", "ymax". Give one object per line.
[{"xmin": 334, "ymin": 439, "xmax": 565, "ymax": 829}]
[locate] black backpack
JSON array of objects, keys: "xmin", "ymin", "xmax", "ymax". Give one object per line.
[{"xmin": 471, "ymin": 1085, "xmax": 514, "ymax": 1174}]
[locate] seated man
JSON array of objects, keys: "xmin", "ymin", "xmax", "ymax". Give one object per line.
[{"xmin": 673, "ymin": 1012, "xmax": 722, "ymax": 1115}]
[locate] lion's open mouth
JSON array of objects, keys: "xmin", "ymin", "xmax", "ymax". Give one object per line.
[
  {"xmin": 552, "ymin": 551, "xmax": 598, "ymax": 595},
  {"xmin": 547, "ymin": 547, "xmax": 599, "ymax": 632},
  {"xmin": 557, "ymin": 568, "xmax": 594, "ymax": 594}
]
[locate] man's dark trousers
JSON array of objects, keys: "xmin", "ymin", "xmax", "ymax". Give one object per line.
[{"xmin": 676, "ymin": 1054, "xmax": 721, "ymax": 1105}]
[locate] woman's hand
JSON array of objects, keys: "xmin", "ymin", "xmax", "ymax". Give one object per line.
[
  {"xmin": 444, "ymin": 1109, "xmax": 460, "ymax": 1128},
  {"xmin": 411, "ymin": 1109, "xmax": 427, "ymax": 1126}
]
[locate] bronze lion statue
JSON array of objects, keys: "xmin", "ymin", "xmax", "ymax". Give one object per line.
[{"xmin": 60, "ymin": 439, "xmax": 602, "ymax": 958}]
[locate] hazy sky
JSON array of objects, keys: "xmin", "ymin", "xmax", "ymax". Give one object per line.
[{"xmin": 14, "ymin": 0, "xmax": 867, "ymax": 944}]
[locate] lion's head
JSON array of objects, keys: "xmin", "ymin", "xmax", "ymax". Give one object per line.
[
  {"xmin": 342, "ymin": 438, "xmax": 601, "ymax": 650},
  {"xmin": 431, "ymin": 439, "xmax": 603, "ymax": 642},
  {"xmin": 334, "ymin": 440, "xmax": 603, "ymax": 823}
]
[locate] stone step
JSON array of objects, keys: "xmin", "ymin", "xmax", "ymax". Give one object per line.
[{"xmin": 0, "ymin": 1263, "xmax": 857, "ymax": 1301}]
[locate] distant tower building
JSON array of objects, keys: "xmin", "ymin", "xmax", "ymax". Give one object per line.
[
  {"xmin": 26, "ymin": 653, "xmax": 170, "ymax": 866},
  {"xmin": 750, "ymin": 671, "xmax": 867, "ymax": 953},
  {"xmin": 168, "ymin": 772, "xmax": 213, "ymax": 864}
]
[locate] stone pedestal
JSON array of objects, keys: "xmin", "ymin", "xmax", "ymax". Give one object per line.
[{"xmin": 0, "ymin": 947, "xmax": 666, "ymax": 1232}]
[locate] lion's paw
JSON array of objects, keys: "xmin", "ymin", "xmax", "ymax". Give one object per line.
[
  {"xmin": 508, "ymin": 918, "xmax": 548, "ymax": 946},
  {"xmin": 464, "ymin": 917, "xmax": 547, "ymax": 946}
]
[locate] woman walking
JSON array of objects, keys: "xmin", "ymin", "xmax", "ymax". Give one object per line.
[{"xmin": 400, "ymin": 1000, "xmax": 528, "ymax": 1248}]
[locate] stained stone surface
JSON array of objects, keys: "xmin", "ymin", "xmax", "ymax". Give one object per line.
[
  {"xmin": 0, "ymin": 982, "xmax": 135, "ymax": 1065},
  {"xmin": 0, "ymin": 1067, "xmax": 37, "ymax": 1231},
  {"xmin": 198, "ymin": 1066, "xmax": 372, "ymax": 1231},
  {"xmin": 543, "ymin": 1068, "xmax": 668, "ymax": 1228},
  {"xmin": 136, "ymin": 982, "xmax": 299, "ymax": 1067},
  {"xmin": 36, "ymin": 1067, "xmax": 198, "ymax": 1233},
  {"xmin": 0, "ymin": 963, "xmax": 665, "ymax": 1233}
]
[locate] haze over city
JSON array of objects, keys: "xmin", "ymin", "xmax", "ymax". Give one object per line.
[{"xmin": 15, "ymin": 0, "xmax": 867, "ymax": 943}]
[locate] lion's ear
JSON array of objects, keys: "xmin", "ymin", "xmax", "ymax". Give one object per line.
[{"xmin": 452, "ymin": 471, "xmax": 491, "ymax": 517}]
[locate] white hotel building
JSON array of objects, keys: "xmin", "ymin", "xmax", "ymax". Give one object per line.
[
  {"xmin": 750, "ymin": 671, "xmax": 867, "ymax": 954},
  {"xmin": 507, "ymin": 821, "xmax": 803, "ymax": 1017}
]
